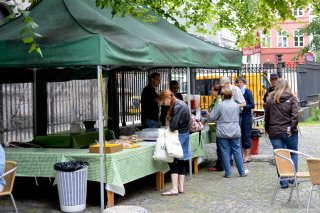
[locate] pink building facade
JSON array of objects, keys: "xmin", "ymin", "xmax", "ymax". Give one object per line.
[{"xmin": 260, "ymin": 9, "xmax": 311, "ymax": 65}]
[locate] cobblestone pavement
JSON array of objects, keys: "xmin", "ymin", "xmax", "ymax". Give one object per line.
[{"xmin": 1, "ymin": 126, "xmax": 320, "ymax": 213}]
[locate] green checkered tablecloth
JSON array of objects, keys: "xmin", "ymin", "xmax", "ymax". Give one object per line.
[
  {"xmin": 190, "ymin": 127, "xmax": 212, "ymax": 158},
  {"xmin": 5, "ymin": 130, "xmax": 211, "ymax": 195},
  {"xmin": 5, "ymin": 144, "xmax": 169, "ymax": 196}
]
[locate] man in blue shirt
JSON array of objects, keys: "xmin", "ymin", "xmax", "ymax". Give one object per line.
[{"xmin": 0, "ymin": 144, "xmax": 5, "ymax": 192}]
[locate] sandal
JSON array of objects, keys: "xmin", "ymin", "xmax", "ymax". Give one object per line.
[
  {"xmin": 161, "ymin": 190, "xmax": 179, "ymax": 196},
  {"xmin": 243, "ymin": 158, "xmax": 252, "ymax": 163}
]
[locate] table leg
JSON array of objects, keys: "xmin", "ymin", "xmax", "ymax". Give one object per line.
[
  {"xmin": 107, "ymin": 191, "xmax": 114, "ymax": 207},
  {"xmin": 156, "ymin": 172, "xmax": 164, "ymax": 190},
  {"xmin": 193, "ymin": 157, "xmax": 198, "ymax": 175}
]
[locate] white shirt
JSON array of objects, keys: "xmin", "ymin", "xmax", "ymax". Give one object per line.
[{"xmin": 230, "ymin": 85, "xmax": 246, "ymax": 105}]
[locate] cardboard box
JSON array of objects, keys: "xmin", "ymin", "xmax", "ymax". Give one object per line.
[{"xmin": 89, "ymin": 143, "xmax": 123, "ymax": 154}]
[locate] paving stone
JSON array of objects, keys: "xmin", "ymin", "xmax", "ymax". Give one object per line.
[{"xmin": 1, "ymin": 126, "xmax": 320, "ymax": 212}]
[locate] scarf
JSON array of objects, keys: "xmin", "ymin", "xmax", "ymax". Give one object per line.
[{"xmin": 240, "ymin": 85, "xmax": 246, "ymax": 95}]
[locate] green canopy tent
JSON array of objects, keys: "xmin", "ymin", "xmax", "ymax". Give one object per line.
[
  {"xmin": 0, "ymin": 0, "xmax": 241, "ymax": 68},
  {"xmin": 0, "ymin": 0, "xmax": 242, "ymax": 210}
]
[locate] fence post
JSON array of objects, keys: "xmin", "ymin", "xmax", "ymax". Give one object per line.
[
  {"xmin": 276, "ymin": 54, "xmax": 283, "ymax": 78},
  {"xmin": 107, "ymin": 70, "xmax": 120, "ymax": 137},
  {"xmin": 0, "ymin": 84, "xmax": 3, "ymax": 145}
]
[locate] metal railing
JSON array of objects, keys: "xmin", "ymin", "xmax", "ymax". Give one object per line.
[{"xmin": 1, "ymin": 62, "xmax": 320, "ymax": 144}]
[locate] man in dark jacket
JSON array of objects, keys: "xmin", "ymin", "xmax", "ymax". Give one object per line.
[
  {"xmin": 141, "ymin": 72, "xmax": 161, "ymax": 129},
  {"xmin": 263, "ymin": 72, "xmax": 279, "ymax": 103}
]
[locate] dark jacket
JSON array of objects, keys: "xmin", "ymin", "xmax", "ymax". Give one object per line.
[
  {"xmin": 264, "ymin": 92, "xmax": 299, "ymax": 137},
  {"xmin": 263, "ymin": 86, "xmax": 274, "ymax": 103},
  {"xmin": 170, "ymin": 100, "xmax": 190, "ymax": 133},
  {"xmin": 141, "ymin": 84, "xmax": 159, "ymax": 121},
  {"xmin": 242, "ymin": 88, "xmax": 254, "ymax": 115}
]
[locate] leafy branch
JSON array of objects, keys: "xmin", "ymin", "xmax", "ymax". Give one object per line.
[{"xmin": 20, "ymin": 10, "xmax": 42, "ymax": 57}]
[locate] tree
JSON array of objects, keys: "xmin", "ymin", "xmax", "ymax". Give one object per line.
[
  {"xmin": 5, "ymin": 0, "xmax": 320, "ymax": 56},
  {"xmin": 297, "ymin": 16, "xmax": 320, "ymax": 58}
]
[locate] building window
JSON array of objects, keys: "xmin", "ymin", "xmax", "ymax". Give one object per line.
[
  {"xmin": 277, "ymin": 30, "xmax": 288, "ymax": 47},
  {"xmin": 261, "ymin": 31, "xmax": 271, "ymax": 47},
  {"xmin": 293, "ymin": 9, "xmax": 304, "ymax": 16},
  {"xmin": 294, "ymin": 30, "xmax": 304, "ymax": 47}
]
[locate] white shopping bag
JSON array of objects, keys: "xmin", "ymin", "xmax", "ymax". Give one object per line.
[
  {"xmin": 153, "ymin": 129, "xmax": 174, "ymax": 163},
  {"xmin": 164, "ymin": 130, "xmax": 183, "ymax": 158}
]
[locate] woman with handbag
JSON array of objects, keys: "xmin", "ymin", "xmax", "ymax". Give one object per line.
[{"xmin": 159, "ymin": 90, "xmax": 190, "ymax": 196}]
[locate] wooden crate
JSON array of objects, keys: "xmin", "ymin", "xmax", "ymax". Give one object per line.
[{"xmin": 89, "ymin": 143, "xmax": 123, "ymax": 154}]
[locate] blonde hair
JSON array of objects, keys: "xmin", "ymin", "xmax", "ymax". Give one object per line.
[
  {"xmin": 221, "ymin": 88, "xmax": 232, "ymax": 100},
  {"xmin": 270, "ymin": 79, "xmax": 292, "ymax": 103},
  {"xmin": 159, "ymin": 90, "xmax": 176, "ymax": 121}
]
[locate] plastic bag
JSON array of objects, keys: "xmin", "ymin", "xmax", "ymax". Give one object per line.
[
  {"xmin": 153, "ymin": 129, "xmax": 174, "ymax": 162},
  {"xmin": 164, "ymin": 130, "xmax": 183, "ymax": 158},
  {"xmin": 54, "ymin": 161, "xmax": 89, "ymax": 172},
  {"xmin": 137, "ymin": 128, "xmax": 159, "ymax": 141}
]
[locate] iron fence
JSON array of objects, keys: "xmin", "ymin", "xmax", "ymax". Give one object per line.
[
  {"xmin": 0, "ymin": 83, "xmax": 33, "ymax": 144},
  {"xmin": 1, "ymin": 62, "xmax": 320, "ymax": 144}
]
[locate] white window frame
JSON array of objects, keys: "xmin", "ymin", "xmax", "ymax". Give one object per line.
[
  {"xmin": 261, "ymin": 31, "xmax": 271, "ymax": 48},
  {"xmin": 294, "ymin": 30, "xmax": 304, "ymax": 47},
  {"xmin": 293, "ymin": 9, "xmax": 304, "ymax": 17},
  {"xmin": 277, "ymin": 30, "xmax": 288, "ymax": 48}
]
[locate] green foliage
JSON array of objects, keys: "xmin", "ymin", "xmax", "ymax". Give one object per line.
[
  {"xmin": 297, "ymin": 17, "xmax": 320, "ymax": 57},
  {"xmin": 20, "ymin": 10, "xmax": 43, "ymax": 57},
  {"xmin": 9, "ymin": 0, "xmax": 320, "ymax": 55},
  {"xmin": 91, "ymin": 0, "xmax": 315, "ymax": 48},
  {"xmin": 309, "ymin": 107, "xmax": 320, "ymax": 122}
]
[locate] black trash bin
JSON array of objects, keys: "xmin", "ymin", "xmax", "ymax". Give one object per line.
[
  {"xmin": 251, "ymin": 129, "xmax": 262, "ymax": 155},
  {"xmin": 54, "ymin": 161, "xmax": 89, "ymax": 213}
]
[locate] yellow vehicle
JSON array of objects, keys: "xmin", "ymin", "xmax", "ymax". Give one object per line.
[
  {"xmin": 195, "ymin": 72, "xmax": 269, "ymax": 110},
  {"xmin": 127, "ymin": 96, "xmax": 141, "ymax": 114}
]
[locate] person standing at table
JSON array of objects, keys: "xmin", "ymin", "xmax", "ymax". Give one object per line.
[
  {"xmin": 263, "ymin": 72, "xmax": 279, "ymax": 104},
  {"xmin": 209, "ymin": 88, "xmax": 249, "ymax": 178},
  {"xmin": 160, "ymin": 80, "xmax": 183, "ymax": 126},
  {"xmin": 159, "ymin": 90, "xmax": 190, "ymax": 195},
  {"xmin": 220, "ymin": 76, "xmax": 246, "ymax": 108},
  {"xmin": 141, "ymin": 72, "xmax": 161, "ymax": 129},
  {"xmin": 265, "ymin": 79, "xmax": 299, "ymax": 188},
  {"xmin": 0, "ymin": 143, "xmax": 5, "ymax": 192},
  {"xmin": 235, "ymin": 77, "xmax": 255, "ymax": 163},
  {"xmin": 202, "ymin": 84, "xmax": 223, "ymax": 171}
]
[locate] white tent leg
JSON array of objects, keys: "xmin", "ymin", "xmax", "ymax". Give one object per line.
[
  {"xmin": 97, "ymin": 65, "xmax": 105, "ymax": 210},
  {"xmin": 187, "ymin": 67, "xmax": 192, "ymax": 179}
]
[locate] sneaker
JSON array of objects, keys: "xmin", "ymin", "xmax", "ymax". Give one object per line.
[
  {"xmin": 289, "ymin": 179, "xmax": 298, "ymax": 185},
  {"xmin": 280, "ymin": 179, "xmax": 289, "ymax": 188},
  {"xmin": 223, "ymin": 174, "xmax": 231, "ymax": 178},
  {"xmin": 240, "ymin": 169, "xmax": 249, "ymax": 177}
]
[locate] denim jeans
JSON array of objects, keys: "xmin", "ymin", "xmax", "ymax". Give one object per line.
[
  {"xmin": 270, "ymin": 132, "xmax": 299, "ymax": 186},
  {"xmin": 141, "ymin": 119, "xmax": 160, "ymax": 129},
  {"xmin": 177, "ymin": 132, "xmax": 191, "ymax": 160},
  {"xmin": 218, "ymin": 137, "xmax": 245, "ymax": 177}
]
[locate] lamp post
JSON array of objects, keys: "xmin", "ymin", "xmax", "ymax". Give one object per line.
[{"xmin": 276, "ymin": 54, "xmax": 283, "ymax": 78}]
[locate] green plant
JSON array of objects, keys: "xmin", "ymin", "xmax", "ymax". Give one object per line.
[{"xmin": 309, "ymin": 107, "xmax": 320, "ymax": 122}]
